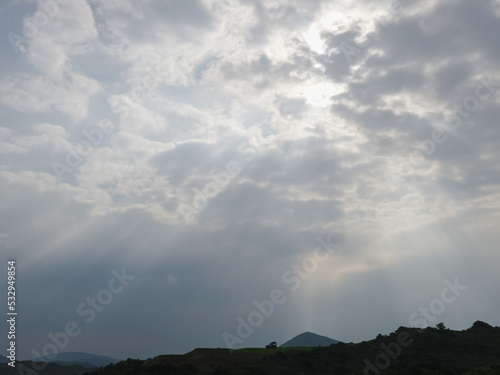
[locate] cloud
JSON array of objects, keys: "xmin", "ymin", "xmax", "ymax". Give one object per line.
[
  {"xmin": 0, "ymin": 123, "xmax": 71, "ymax": 155},
  {"xmin": 0, "ymin": 73, "xmax": 100, "ymax": 120},
  {"xmin": 0, "ymin": 0, "xmax": 100, "ymax": 120},
  {"xmin": 1, "ymin": 0, "xmax": 500, "ymax": 360}
]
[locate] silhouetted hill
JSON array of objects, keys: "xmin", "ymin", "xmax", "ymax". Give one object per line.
[
  {"xmin": 0, "ymin": 361, "xmax": 90, "ymax": 375},
  {"xmin": 32, "ymin": 351, "xmax": 120, "ymax": 368},
  {"xmin": 82, "ymin": 321, "xmax": 500, "ymax": 374},
  {"xmin": 280, "ymin": 331, "xmax": 340, "ymax": 347}
]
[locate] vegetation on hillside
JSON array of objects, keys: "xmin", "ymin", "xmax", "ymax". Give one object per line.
[
  {"xmin": 82, "ymin": 321, "xmax": 500, "ymax": 375},
  {"xmin": 0, "ymin": 361, "xmax": 90, "ymax": 375}
]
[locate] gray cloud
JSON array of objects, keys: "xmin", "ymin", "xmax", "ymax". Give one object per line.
[{"xmin": 1, "ymin": 0, "xmax": 499, "ymax": 362}]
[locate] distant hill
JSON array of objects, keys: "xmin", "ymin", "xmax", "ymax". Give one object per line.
[
  {"xmin": 31, "ymin": 352, "xmax": 120, "ymax": 368},
  {"xmin": 280, "ymin": 331, "xmax": 340, "ymax": 347},
  {"xmin": 0, "ymin": 361, "xmax": 89, "ymax": 375}
]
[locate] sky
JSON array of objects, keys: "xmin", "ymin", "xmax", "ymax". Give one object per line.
[{"xmin": 0, "ymin": 0, "xmax": 499, "ymax": 361}]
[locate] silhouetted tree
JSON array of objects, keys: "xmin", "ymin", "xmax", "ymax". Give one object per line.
[{"xmin": 436, "ymin": 322, "xmax": 447, "ymax": 331}]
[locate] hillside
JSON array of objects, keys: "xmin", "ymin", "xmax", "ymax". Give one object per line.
[
  {"xmin": 0, "ymin": 361, "xmax": 90, "ymax": 375},
  {"xmin": 84, "ymin": 321, "xmax": 500, "ymax": 375},
  {"xmin": 0, "ymin": 352, "xmax": 118, "ymax": 374},
  {"xmin": 32, "ymin": 351, "xmax": 120, "ymax": 368},
  {"xmin": 280, "ymin": 331, "xmax": 340, "ymax": 347}
]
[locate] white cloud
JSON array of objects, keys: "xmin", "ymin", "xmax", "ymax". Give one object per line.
[
  {"xmin": 0, "ymin": 73, "xmax": 100, "ymax": 120},
  {"xmin": 25, "ymin": 0, "xmax": 97, "ymax": 77},
  {"xmin": 0, "ymin": 123, "xmax": 72, "ymax": 155}
]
